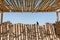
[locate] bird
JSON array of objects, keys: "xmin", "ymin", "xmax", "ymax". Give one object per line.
[{"xmin": 36, "ymin": 21, "xmax": 39, "ymax": 25}]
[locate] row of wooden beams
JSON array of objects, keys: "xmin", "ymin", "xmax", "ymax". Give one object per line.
[
  {"xmin": 35, "ymin": 0, "xmax": 60, "ymax": 12},
  {"xmin": 3, "ymin": 0, "xmax": 13, "ymax": 12},
  {"xmin": 16, "ymin": 0, "xmax": 19, "ymax": 7},
  {"xmin": 5, "ymin": 0, "xmax": 14, "ymax": 9},
  {"xmin": 0, "ymin": 0, "xmax": 60, "ymax": 12},
  {"xmin": 39, "ymin": 0, "xmax": 54, "ymax": 10},
  {"xmin": 10, "ymin": 0, "xmax": 17, "ymax": 8},
  {"xmin": 35, "ymin": 0, "xmax": 48, "ymax": 11},
  {"xmin": 3, "ymin": 0, "xmax": 38, "ymax": 12},
  {"xmin": 45, "ymin": 0, "xmax": 60, "ymax": 11},
  {"xmin": 42, "ymin": 0, "xmax": 54, "ymax": 10}
]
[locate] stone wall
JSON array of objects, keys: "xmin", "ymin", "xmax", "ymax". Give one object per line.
[{"xmin": 0, "ymin": 22, "xmax": 60, "ymax": 40}]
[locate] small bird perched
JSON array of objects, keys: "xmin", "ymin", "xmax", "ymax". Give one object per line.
[{"xmin": 36, "ymin": 21, "xmax": 39, "ymax": 25}]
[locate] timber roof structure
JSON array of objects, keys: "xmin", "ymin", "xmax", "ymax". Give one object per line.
[{"xmin": 0, "ymin": 0, "xmax": 60, "ymax": 12}]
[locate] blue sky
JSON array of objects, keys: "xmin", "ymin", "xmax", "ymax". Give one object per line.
[{"xmin": 3, "ymin": 12, "xmax": 57, "ymax": 25}]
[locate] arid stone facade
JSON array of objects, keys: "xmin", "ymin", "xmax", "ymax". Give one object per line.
[{"xmin": 0, "ymin": 21, "xmax": 60, "ymax": 40}]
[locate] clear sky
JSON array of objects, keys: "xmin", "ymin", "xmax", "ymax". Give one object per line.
[{"xmin": 3, "ymin": 12, "xmax": 57, "ymax": 25}]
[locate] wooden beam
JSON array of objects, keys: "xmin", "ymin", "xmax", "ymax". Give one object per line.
[
  {"xmin": 3, "ymin": 0, "xmax": 14, "ymax": 11},
  {"xmin": 35, "ymin": 0, "xmax": 48, "ymax": 10},
  {"xmin": 16, "ymin": 0, "xmax": 19, "ymax": 7},
  {"xmin": 56, "ymin": 12, "xmax": 59, "ymax": 22},
  {"xmin": 0, "ymin": 2, "xmax": 9, "ymax": 12},
  {"xmin": 0, "ymin": 11, "xmax": 3, "ymax": 24},
  {"xmin": 5, "ymin": 0, "xmax": 14, "ymax": 8},
  {"xmin": 39, "ymin": 0, "xmax": 49, "ymax": 9},
  {"xmin": 10, "ymin": 0, "xmax": 17, "ymax": 8},
  {"xmin": 42, "ymin": 0, "xmax": 54, "ymax": 10}
]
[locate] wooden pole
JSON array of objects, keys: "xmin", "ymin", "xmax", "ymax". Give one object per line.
[
  {"xmin": 25, "ymin": 25, "xmax": 28, "ymax": 40},
  {"xmin": 0, "ymin": 11, "xmax": 3, "ymax": 24},
  {"xmin": 56, "ymin": 12, "xmax": 59, "ymax": 22}
]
